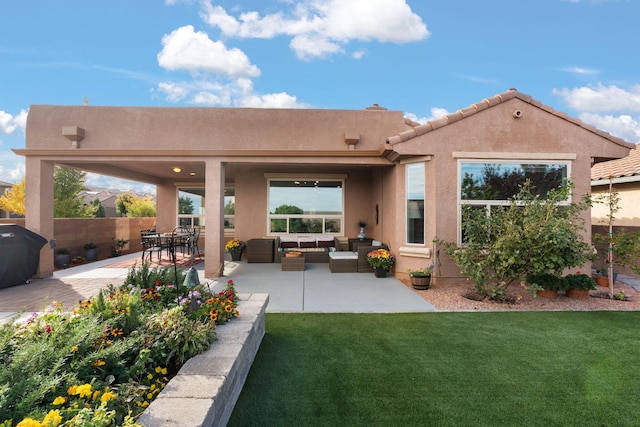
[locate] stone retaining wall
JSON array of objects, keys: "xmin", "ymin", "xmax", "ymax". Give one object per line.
[{"xmin": 138, "ymin": 293, "xmax": 269, "ymax": 427}]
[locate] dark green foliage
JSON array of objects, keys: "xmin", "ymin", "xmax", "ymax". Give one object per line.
[
  {"xmin": 229, "ymin": 312, "xmax": 640, "ymax": 427},
  {"xmin": 563, "ymin": 273, "xmax": 596, "ymax": 290},
  {"xmin": 441, "ymin": 181, "xmax": 593, "ymax": 299},
  {"xmin": 527, "ymin": 273, "xmax": 565, "ymax": 291}
]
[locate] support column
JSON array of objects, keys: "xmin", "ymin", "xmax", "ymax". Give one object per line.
[
  {"xmin": 25, "ymin": 158, "xmax": 54, "ymax": 278},
  {"xmin": 204, "ymin": 159, "xmax": 225, "ymax": 278}
]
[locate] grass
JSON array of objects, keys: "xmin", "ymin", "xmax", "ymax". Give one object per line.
[{"xmin": 229, "ymin": 312, "xmax": 640, "ymax": 426}]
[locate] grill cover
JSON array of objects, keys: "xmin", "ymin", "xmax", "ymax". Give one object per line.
[{"xmin": 0, "ymin": 224, "xmax": 48, "ymax": 289}]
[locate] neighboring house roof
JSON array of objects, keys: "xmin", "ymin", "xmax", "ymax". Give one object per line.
[
  {"xmin": 592, "ymin": 148, "xmax": 640, "ymax": 183},
  {"xmin": 387, "ymin": 89, "xmax": 631, "ymax": 149}
]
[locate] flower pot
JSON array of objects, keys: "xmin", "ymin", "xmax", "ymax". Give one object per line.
[
  {"xmin": 374, "ymin": 267, "xmax": 388, "ymax": 278},
  {"xmin": 411, "ymin": 275, "xmax": 431, "ymax": 290},
  {"xmin": 85, "ymin": 248, "xmax": 98, "ymax": 262},
  {"xmin": 595, "ymin": 275, "xmax": 609, "ymax": 287},
  {"xmin": 230, "ymin": 251, "xmax": 242, "ymax": 261},
  {"xmin": 537, "ymin": 289, "xmax": 558, "ymax": 298},
  {"xmin": 566, "ymin": 288, "xmax": 590, "ymax": 299},
  {"xmin": 55, "ymin": 254, "xmax": 71, "ymax": 269}
]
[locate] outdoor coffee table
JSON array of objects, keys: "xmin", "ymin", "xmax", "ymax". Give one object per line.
[
  {"xmin": 281, "ymin": 254, "xmax": 305, "ymax": 271},
  {"xmin": 329, "ymin": 251, "xmax": 358, "ymax": 273}
]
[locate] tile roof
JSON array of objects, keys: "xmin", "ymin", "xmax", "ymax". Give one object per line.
[
  {"xmin": 592, "ymin": 148, "xmax": 640, "ymax": 181},
  {"xmin": 387, "ymin": 89, "xmax": 632, "ymax": 149}
]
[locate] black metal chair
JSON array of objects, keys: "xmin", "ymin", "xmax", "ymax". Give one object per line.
[
  {"xmin": 189, "ymin": 228, "xmax": 201, "ymax": 257},
  {"xmin": 141, "ymin": 231, "xmax": 163, "ymax": 262}
]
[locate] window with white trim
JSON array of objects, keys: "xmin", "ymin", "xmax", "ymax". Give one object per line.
[
  {"xmin": 406, "ymin": 162, "xmax": 425, "ymax": 244},
  {"xmin": 458, "ymin": 160, "xmax": 569, "ymax": 242},
  {"xmin": 268, "ymin": 179, "xmax": 343, "ymax": 235}
]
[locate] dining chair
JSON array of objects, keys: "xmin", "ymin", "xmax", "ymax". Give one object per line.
[{"xmin": 141, "ymin": 231, "xmax": 163, "ymax": 262}]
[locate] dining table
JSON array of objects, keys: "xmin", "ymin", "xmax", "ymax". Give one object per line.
[{"xmin": 142, "ymin": 231, "xmax": 190, "ymax": 263}]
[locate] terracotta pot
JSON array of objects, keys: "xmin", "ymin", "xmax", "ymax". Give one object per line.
[
  {"xmin": 566, "ymin": 288, "xmax": 590, "ymax": 299},
  {"xmin": 595, "ymin": 275, "xmax": 609, "ymax": 287},
  {"xmin": 537, "ymin": 289, "xmax": 558, "ymax": 298},
  {"xmin": 411, "ymin": 276, "xmax": 431, "ymax": 290}
]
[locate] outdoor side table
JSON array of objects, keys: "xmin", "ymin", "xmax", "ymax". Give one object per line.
[
  {"xmin": 281, "ymin": 254, "xmax": 305, "ymax": 271},
  {"xmin": 247, "ymin": 238, "xmax": 275, "ymax": 263},
  {"xmin": 329, "ymin": 251, "xmax": 358, "ymax": 273}
]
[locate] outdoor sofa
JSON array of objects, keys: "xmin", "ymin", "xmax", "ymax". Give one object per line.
[{"xmin": 274, "ymin": 235, "xmax": 339, "ymax": 263}]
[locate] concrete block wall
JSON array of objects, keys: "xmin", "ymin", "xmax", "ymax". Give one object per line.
[{"xmin": 138, "ymin": 293, "xmax": 268, "ymax": 427}]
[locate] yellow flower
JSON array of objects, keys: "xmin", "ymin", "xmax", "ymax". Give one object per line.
[
  {"xmin": 71, "ymin": 345, "xmax": 79, "ymax": 352},
  {"xmin": 42, "ymin": 409, "xmax": 62, "ymax": 427},
  {"xmin": 52, "ymin": 396, "xmax": 66, "ymax": 405},
  {"xmin": 147, "ymin": 373, "xmax": 154, "ymax": 380},
  {"xmin": 93, "ymin": 359, "xmax": 106, "ymax": 367},
  {"xmin": 15, "ymin": 418, "xmax": 43, "ymax": 427},
  {"xmin": 147, "ymin": 393, "xmax": 153, "ymax": 400},
  {"xmin": 160, "ymin": 367, "xmax": 167, "ymax": 375},
  {"xmin": 75, "ymin": 383, "xmax": 92, "ymax": 398},
  {"xmin": 225, "ymin": 305, "xmax": 232, "ymax": 313},
  {"xmin": 92, "ymin": 390, "xmax": 100, "ymax": 401},
  {"xmin": 100, "ymin": 391, "xmax": 116, "ymax": 403},
  {"xmin": 67, "ymin": 385, "xmax": 77, "ymax": 395}
]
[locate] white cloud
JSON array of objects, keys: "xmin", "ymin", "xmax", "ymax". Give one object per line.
[
  {"xmin": 578, "ymin": 112, "xmax": 640, "ymax": 143},
  {"xmin": 0, "ymin": 109, "xmax": 28, "ymax": 135},
  {"xmin": 157, "ymin": 25, "xmax": 260, "ymax": 78},
  {"xmin": 552, "ymin": 84, "xmax": 640, "ymax": 113},
  {"xmin": 156, "ymin": 77, "xmax": 308, "ymax": 108},
  {"xmin": 562, "ymin": 66, "xmax": 599, "ymax": 76},
  {"xmin": 200, "ymin": 0, "xmax": 429, "ymax": 60},
  {"xmin": 405, "ymin": 107, "xmax": 450, "ymax": 124},
  {"xmin": 553, "ymin": 83, "xmax": 640, "ymax": 142}
]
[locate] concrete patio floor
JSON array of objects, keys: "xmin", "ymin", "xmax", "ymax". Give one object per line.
[{"xmin": 0, "ymin": 252, "xmax": 435, "ymax": 324}]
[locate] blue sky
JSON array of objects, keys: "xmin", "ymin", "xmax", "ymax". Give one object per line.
[{"xmin": 1, "ymin": 0, "xmax": 639, "ymax": 192}]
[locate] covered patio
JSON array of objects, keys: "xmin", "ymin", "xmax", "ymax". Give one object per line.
[{"xmin": 0, "ymin": 252, "xmax": 435, "ymax": 324}]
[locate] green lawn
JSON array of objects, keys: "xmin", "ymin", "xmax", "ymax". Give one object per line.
[{"xmin": 229, "ymin": 312, "xmax": 640, "ymax": 426}]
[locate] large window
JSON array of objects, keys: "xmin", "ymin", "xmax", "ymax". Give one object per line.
[
  {"xmin": 224, "ymin": 187, "xmax": 235, "ymax": 231},
  {"xmin": 268, "ymin": 179, "xmax": 343, "ymax": 235},
  {"xmin": 178, "ymin": 187, "xmax": 205, "ymax": 228},
  {"xmin": 406, "ymin": 162, "xmax": 425, "ymax": 244},
  {"xmin": 458, "ymin": 160, "xmax": 569, "ymax": 242}
]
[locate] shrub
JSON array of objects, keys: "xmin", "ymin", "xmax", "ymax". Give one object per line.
[
  {"xmin": 527, "ymin": 273, "xmax": 565, "ymax": 291},
  {"xmin": 440, "ymin": 181, "xmax": 593, "ymax": 300},
  {"xmin": 563, "ymin": 273, "xmax": 596, "ymax": 291}
]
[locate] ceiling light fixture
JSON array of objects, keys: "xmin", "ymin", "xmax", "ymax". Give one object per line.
[{"xmin": 173, "ymin": 167, "xmax": 182, "ymax": 173}]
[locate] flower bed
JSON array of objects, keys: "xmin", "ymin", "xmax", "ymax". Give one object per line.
[{"xmin": 0, "ymin": 263, "xmax": 240, "ymax": 426}]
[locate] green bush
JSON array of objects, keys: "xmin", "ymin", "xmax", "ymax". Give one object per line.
[
  {"xmin": 440, "ymin": 181, "xmax": 593, "ymax": 300},
  {"xmin": 527, "ymin": 273, "xmax": 565, "ymax": 291},
  {"xmin": 563, "ymin": 273, "xmax": 596, "ymax": 291}
]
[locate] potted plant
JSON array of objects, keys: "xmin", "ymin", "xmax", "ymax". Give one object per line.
[
  {"xmin": 528, "ymin": 273, "xmax": 564, "ymax": 298},
  {"xmin": 407, "ymin": 265, "xmax": 434, "ymax": 290},
  {"xmin": 225, "ymin": 238, "xmax": 245, "ymax": 261},
  {"xmin": 563, "ymin": 273, "xmax": 596, "ymax": 299},
  {"xmin": 84, "ymin": 242, "xmax": 98, "ymax": 262},
  {"xmin": 111, "ymin": 236, "xmax": 129, "ymax": 257},
  {"xmin": 54, "ymin": 248, "xmax": 71, "ymax": 269},
  {"xmin": 357, "ymin": 220, "xmax": 367, "ymax": 240},
  {"xmin": 367, "ymin": 248, "xmax": 394, "ymax": 278}
]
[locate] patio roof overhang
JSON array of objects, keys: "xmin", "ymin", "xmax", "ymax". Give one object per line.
[{"xmin": 13, "ymin": 148, "xmax": 396, "ymax": 185}]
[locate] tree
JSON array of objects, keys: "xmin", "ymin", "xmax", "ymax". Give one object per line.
[
  {"xmin": 440, "ymin": 180, "xmax": 593, "ymax": 300},
  {"xmin": 54, "ymin": 167, "xmax": 95, "ymax": 218},
  {"xmin": 0, "ymin": 179, "xmax": 25, "ymax": 216},
  {"xmin": 122, "ymin": 195, "xmax": 156, "ymax": 217},
  {"xmin": 91, "ymin": 198, "xmax": 106, "ymax": 218},
  {"xmin": 179, "ymin": 196, "xmax": 194, "ymax": 215},
  {"xmin": 115, "ymin": 193, "xmax": 136, "ymax": 217}
]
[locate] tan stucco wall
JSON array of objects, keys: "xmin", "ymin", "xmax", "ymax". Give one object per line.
[
  {"xmin": 592, "ymin": 181, "xmax": 640, "ymax": 227},
  {"xmin": 388, "ymin": 98, "xmax": 631, "ymax": 283}
]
